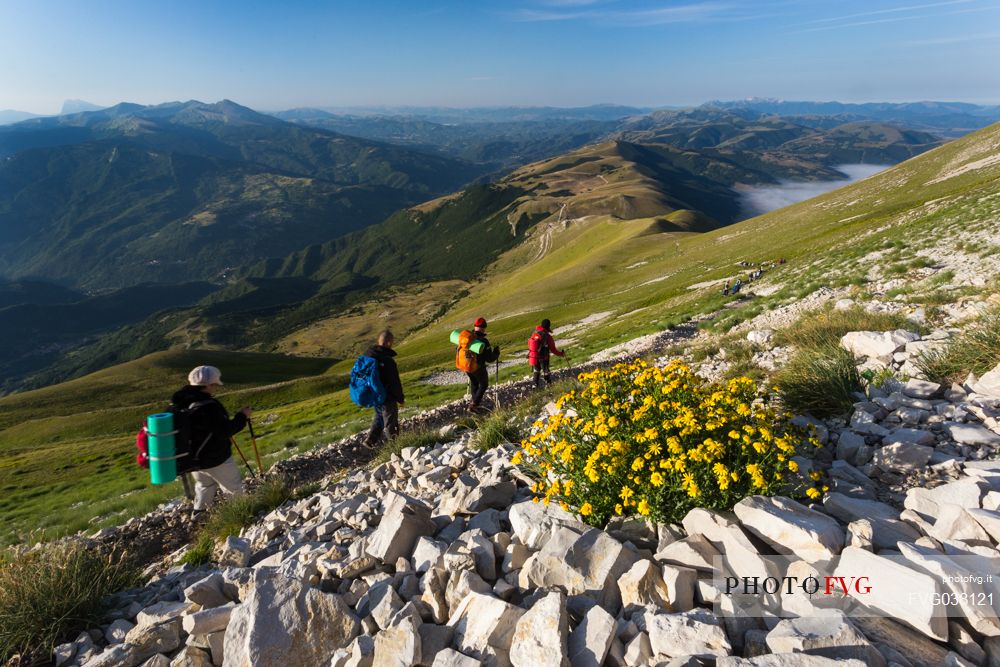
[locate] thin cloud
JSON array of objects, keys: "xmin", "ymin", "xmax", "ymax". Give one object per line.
[
  {"xmin": 509, "ymin": 1, "xmax": 744, "ymax": 25},
  {"xmin": 796, "ymin": 0, "xmax": 974, "ymax": 26},
  {"xmin": 789, "ymin": 1, "xmax": 996, "ymax": 34},
  {"xmin": 905, "ymin": 30, "xmax": 1000, "ymax": 45}
]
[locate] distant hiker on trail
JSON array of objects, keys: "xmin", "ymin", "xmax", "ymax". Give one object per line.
[
  {"xmin": 722, "ymin": 280, "xmax": 730, "ymax": 295},
  {"xmin": 172, "ymin": 365, "xmax": 252, "ymax": 515},
  {"xmin": 363, "ymin": 330, "xmax": 405, "ymax": 448},
  {"xmin": 528, "ymin": 318, "xmax": 565, "ymax": 388},
  {"xmin": 453, "ymin": 317, "xmax": 500, "ymax": 413}
]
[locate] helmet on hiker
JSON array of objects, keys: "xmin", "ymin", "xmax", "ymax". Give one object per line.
[{"xmin": 474, "ymin": 317, "xmax": 487, "ymax": 328}]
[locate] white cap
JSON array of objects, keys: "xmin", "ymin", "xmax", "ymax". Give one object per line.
[{"xmin": 188, "ymin": 365, "xmax": 223, "ymax": 386}]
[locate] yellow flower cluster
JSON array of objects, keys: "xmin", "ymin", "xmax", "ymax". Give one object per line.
[{"xmin": 515, "ymin": 359, "xmax": 823, "ymax": 525}]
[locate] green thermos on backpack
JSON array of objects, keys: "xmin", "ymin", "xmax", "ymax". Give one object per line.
[{"xmin": 146, "ymin": 412, "xmax": 178, "ymax": 484}]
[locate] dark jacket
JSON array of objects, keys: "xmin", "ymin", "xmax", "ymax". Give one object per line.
[
  {"xmin": 365, "ymin": 345, "xmax": 404, "ymax": 404},
  {"xmin": 473, "ymin": 331, "xmax": 500, "ymax": 365},
  {"xmin": 171, "ymin": 385, "xmax": 248, "ymax": 470}
]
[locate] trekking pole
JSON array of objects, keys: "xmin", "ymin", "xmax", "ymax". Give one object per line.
[
  {"xmin": 230, "ymin": 437, "xmax": 256, "ymax": 478},
  {"xmin": 248, "ymin": 419, "xmax": 264, "ymax": 476}
]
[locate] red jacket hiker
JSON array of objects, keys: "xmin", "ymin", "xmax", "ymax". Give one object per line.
[
  {"xmin": 528, "ymin": 326, "xmax": 563, "ymax": 365},
  {"xmin": 528, "ymin": 319, "xmax": 564, "ymax": 387}
]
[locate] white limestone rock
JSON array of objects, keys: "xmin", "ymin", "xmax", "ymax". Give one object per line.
[
  {"xmin": 223, "ymin": 573, "xmax": 360, "ymax": 667},
  {"xmin": 823, "ymin": 493, "xmax": 920, "ymax": 550},
  {"xmin": 618, "ymin": 559, "xmax": 671, "ymax": 609},
  {"xmin": 366, "ymin": 492, "xmax": 436, "ymax": 564},
  {"xmin": 447, "ymin": 592, "xmax": 524, "ymax": 660},
  {"xmin": 519, "ymin": 526, "xmax": 637, "ymax": 612},
  {"xmin": 764, "ymin": 612, "xmax": 885, "ymax": 665},
  {"xmin": 973, "ymin": 362, "xmax": 1000, "ymax": 399},
  {"xmin": 833, "ymin": 547, "xmax": 947, "ymax": 641},
  {"xmin": 734, "ymin": 495, "xmax": 844, "ymax": 563},
  {"xmin": 509, "ymin": 591, "xmax": 569, "ymax": 667},
  {"xmin": 567, "ymin": 604, "xmax": 616, "ymax": 667},
  {"xmin": 507, "ymin": 499, "xmax": 587, "ymax": 550},
  {"xmin": 633, "ymin": 609, "xmax": 732, "ymax": 659}
]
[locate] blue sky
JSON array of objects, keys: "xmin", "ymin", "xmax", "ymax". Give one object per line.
[{"xmin": 2, "ymin": 0, "xmax": 999, "ymax": 113}]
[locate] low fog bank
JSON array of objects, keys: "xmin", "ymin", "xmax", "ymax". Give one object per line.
[{"xmin": 739, "ymin": 164, "xmax": 891, "ymax": 218}]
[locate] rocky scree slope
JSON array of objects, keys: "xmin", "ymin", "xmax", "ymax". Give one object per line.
[{"xmin": 58, "ymin": 329, "xmax": 1000, "ymax": 666}]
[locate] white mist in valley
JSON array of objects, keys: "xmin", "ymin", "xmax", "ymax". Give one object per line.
[{"xmin": 739, "ymin": 164, "xmax": 891, "ymax": 218}]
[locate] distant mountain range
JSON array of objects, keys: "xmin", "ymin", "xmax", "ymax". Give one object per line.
[
  {"xmin": 0, "ymin": 100, "xmax": 104, "ymax": 126},
  {"xmin": 0, "ymin": 96, "xmax": 992, "ymax": 392},
  {"xmin": 0, "ymin": 99, "xmax": 486, "ymax": 289},
  {"xmin": 703, "ymin": 98, "xmax": 1000, "ymax": 136}
]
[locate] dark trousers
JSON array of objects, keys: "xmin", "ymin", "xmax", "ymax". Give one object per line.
[
  {"xmin": 467, "ymin": 366, "xmax": 489, "ymax": 407},
  {"xmin": 367, "ymin": 401, "xmax": 399, "ymax": 445},
  {"xmin": 532, "ymin": 357, "xmax": 551, "ymax": 387}
]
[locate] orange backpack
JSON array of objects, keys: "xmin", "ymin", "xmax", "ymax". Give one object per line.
[{"xmin": 455, "ymin": 330, "xmax": 480, "ymax": 373}]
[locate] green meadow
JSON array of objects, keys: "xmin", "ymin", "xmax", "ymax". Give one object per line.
[{"xmin": 3, "ymin": 121, "xmax": 1000, "ymax": 546}]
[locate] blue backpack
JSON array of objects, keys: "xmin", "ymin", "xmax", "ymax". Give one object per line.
[{"xmin": 349, "ymin": 355, "xmax": 387, "ymax": 408}]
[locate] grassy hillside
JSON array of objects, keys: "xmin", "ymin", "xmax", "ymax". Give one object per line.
[
  {"xmin": 0, "ymin": 100, "xmax": 485, "ymax": 290},
  {"xmin": 4, "ymin": 120, "xmax": 1000, "ymax": 546}
]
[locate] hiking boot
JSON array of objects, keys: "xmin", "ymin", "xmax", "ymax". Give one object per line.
[{"xmin": 190, "ymin": 509, "xmax": 208, "ymax": 524}]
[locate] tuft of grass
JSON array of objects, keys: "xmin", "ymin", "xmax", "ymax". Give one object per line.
[
  {"xmin": 772, "ymin": 305, "xmax": 916, "ymax": 417},
  {"xmin": 181, "ymin": 478, "xmax": 292, "ymax": 567},
  {"xmin": 774, "ymin": 306, "xmax": 920, "ymax": 351},
  {"xmin": 0, "ymin": 542, "xmax": 140, "ymax": 663},
  {"xmin": 775, "ymin": 347, "xmax": 861, "ymax": 418},
  {"xmin": 918, "ymin": 308, "xmax": 1000, "ymax": 384},
  {"xmin": 471, "ymin": 408, "xmax": 525, "ymax": 451},
  {"xmin": 371, "ymin": 427, "xmax": 445, "ymax": 466}
]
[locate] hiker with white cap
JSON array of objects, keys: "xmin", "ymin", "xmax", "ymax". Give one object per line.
[{"xmin": 172, "ymin": 365, "xmax": 252, "ymax": 515}]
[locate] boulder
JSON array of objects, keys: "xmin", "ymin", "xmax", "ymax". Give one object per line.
[
  {"xmin": 184, "ymin": 573, "xmax": 231, "ymax": 609},
  {"xmin": 633, "ymin": 609, "xmax": 732, "ymax": 659},
  {"xmin": 903, "ymin": 379, "xmax": 941, "ymax": 399},
  {"xmin": 904, "ymin": 479, "xmax": 988, "ymax": 521},
  {"xmin": 223, "ymin": 573, "xmax": 360, "ymax": 666},
  {"xmin": 764, "ymin": 612, "xmax": 885, "ymax": 665},
  {"xmin": 882, "ymin": 428, "xmax": 936, "ymax": 446},
  {"xmin": 841, "ymin": 330, "xmax": 917, "ymax": 364},
  {"xmin": 833, "ymin": 547, "xmax": 947, "ymax": 641},
  {"xmin": 105, "ymin": 618, "xmax": 134, "ymax": 645},
  {"xmin": 655, "ymin": 535, "xmax": 722, "ymax": 573},
  {"xmin": 872, "ymin": 442, "xmax": 933, "ymax": 473},
  {"xmin": 508, "ymin": 500, "xmax": 587, "ymax": 550},
  {"xmin": 969, "ymin": 507, "xmax": 1000, "ymax": 543},
  {"xmin": 835, "ymin": 431, "xmax": 866, "ymax": 463},
  {"xmin": 182, "ymin": 603, "xmax": 234, "ymax": 635},
  {"xmin": 898, "ymin": 541, "xmax": 1000, "ymax": 637},
  {"xmin": 366, "ymin": 492, "xmax": 436, "ymax": 564},
  {"xmin": 372, "ymin": 612, "xmax": 421, "ymax": 667},
  {"xmin": 851, "ymin": 616, "xmax": 949, "ymax": 667},
  {"xmin": 661, "ymin": 564, "xmax": 698, "ymax": 612},
  {"xmin": 718, "ymin": 656, "xmax": 866, "ymax": 666},
  {"xmin": 447, "ymin": 592, "xmax": 524, "ymax": 660},
  {"xmin": 972, "ymin": 362, "xmax": 1000, "ymax": 398},
  {"xmin": 519, "ymin": 526, "xmax": 637, "ymax": 612},
  {"xmin": 430, "ymin": 649, "xmax": 482, "ymax": 667},
  {"xmin": 567, "ymin": 604, "xmax": 616, "ymax": 667},
  {"xmin": 944, "ymin": 422, "xmax": 1000, "ymax": 447},
  {"xmin": 823, "ymin": 493, "xmax": 920, "ymax": 550},
  {"xmin": 217, "ymin": 536, "xmax": 251, "ymax": 568},
  {"xmin": 929, "ymin": 504, "xmax": 993, "ymax": 545},
  {"xmin": 618, "ymin": 559, "xmax": 671, "ymax": 609},
  {"xmin": 734, "ymin": 495, "xmax": 844, "ymax": 563},
  {"xmin": 509, "ymin": 591, "xmax": 570, "ymax": 667}
]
